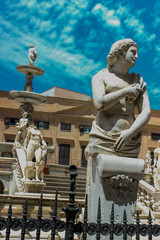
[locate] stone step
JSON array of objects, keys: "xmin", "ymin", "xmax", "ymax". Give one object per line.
[
  {"xmin": 45, "ymin": 182, "xmax": 86, "ymax": 191},
  {"xmin": 44, "ymin": 175, "xmax": 86, "ymax": 181},
  {"xmin": 44, "ymin": 179, "xmax": 86, "ymax": 185},
  {"xmin": 44, "ymin": 185, "xmax": 86, "ymax": 192},
  {"xmin": 42, "ymin": 189, "xmax": 85, "ymax": 198},
  {"xmin": 44, "ymin": 181, "xmax": 86, "ymax": 187},
  {"xmin": 48, "ymin": 164, "xmax": 87, "ymax": 175}
]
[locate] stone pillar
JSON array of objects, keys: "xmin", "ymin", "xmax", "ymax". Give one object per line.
[
  {"xmin": 87, "ymin": 154, "xmax": 144, "ymax": 240},
  {"xmin": 0, "ymin": 115, "xmax": 5, "ymax": 142}
]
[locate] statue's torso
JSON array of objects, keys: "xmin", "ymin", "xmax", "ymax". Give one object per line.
[
  {"xmin": 95, "ymin": 69, "xmax": 136, "ymax": 133},
  {"xmin": 29, "ymin": 128, "xmax": 41, "ymax": 146}
]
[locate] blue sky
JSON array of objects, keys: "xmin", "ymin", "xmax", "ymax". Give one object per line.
[{"xmin": 0, "ymin": 0, "xmax": 160, "ymax": 110}]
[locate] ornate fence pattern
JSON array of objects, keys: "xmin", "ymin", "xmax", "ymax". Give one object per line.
[{"xmin": 0, "ymin": 165, "xmax": 160, "ymax": 240}]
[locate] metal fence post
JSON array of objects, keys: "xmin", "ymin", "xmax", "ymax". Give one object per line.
[
  {"xmin": 6, "ymin": 203, "xmax": 12, "ymax": 240},
  {"xmin": 63, "ymin": 165, "xmax": 80, "ymax": 240},
  {"xmin": 21, "ymin": 199, "xmax": 28, "ymax": 240}
]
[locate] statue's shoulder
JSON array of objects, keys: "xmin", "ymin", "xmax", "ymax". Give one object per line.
[
  {"xmin": 92, "ymin": 68, "xmax": 108, "ymax": 82},
  {"xmin": 131, "ymin": 73, "xmax": 147, "ymax": 91},
  {"xmin": 131, "ymin": 73, "xmax": 146, "ymax": 84}
]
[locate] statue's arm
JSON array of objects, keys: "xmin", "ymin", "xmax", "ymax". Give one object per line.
[
  {"xmin": 92, "ymin": 76, "xmax": 129, "ymax": 111},
  {"xmin": 19, "ymin": 119, "xmax": 28, "ymax": 129},
  {"xmin": 129, "ymin": 89, "xmax": 151, "ymax": 135},
  {"xmin": 92, "ymin": 73, "xmax": 142, "ymax": 111},
  {"xmin": 33, "ymin": 48, "xmax": 38, "ymax": 59},
  {"xmin": 114, "ymin": 88, "xmax": 151, "ymax": 151}
]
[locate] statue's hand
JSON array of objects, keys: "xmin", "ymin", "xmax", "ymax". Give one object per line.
[
  {"xmin": 114, "ymin": 129, "xmax": 133, "ymax": 151},
  {"xmin": 126, "ymin": 84, "xmax": 142, "ymax": 100}
]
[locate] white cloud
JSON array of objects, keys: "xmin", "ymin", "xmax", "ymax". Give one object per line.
[
  {"xmin": 15, "ymin": 0, "xmax": 37, "ymax": 8},
  {"xmin": 115, "ymin": 3, "xmax": 156, "ymax": 47},
  {"xmin": 153, "ymin": 17, "xmax": 160, "ymax": 28},
  {"xmin": 148, "ymin": 34, "xmax": 156, "ymax": 42},
  {"xmin": 92, "ymin": 3, "xmax": 121, "ymax": 27},
  {"xmin": 151, "ymin": 88, "xmax": 160, "ymax": 94}
]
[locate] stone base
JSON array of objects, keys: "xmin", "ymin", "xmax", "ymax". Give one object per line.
[
  {"xmin": 16, "ymin": 65, "xmax": 44, "ymax": 76},
  {"xmin": 9, "ymin": 91, "xmax": 46, "ymax": 105},
  {"xmin": 86, "ymin": 154, "xmax": 144, "ymax": 240},
  {"xmin": 22, "ymin": 180, "xmax": 46, "ymax": 193}
]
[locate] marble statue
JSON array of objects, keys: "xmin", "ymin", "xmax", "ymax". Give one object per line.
[
  {"xmin": 28, "ymin": 44, "xmax": 38, "ymax": 65},
  {"xmin": 24, "ymin": 125, "xmax": 47, "ymax": 181},
  {"xmin": 153, "ymin": 140, "xmax": 160, "ymax": 190},
  {"xmin": 14, "ymin": 112, "xmax": 28, "ymax": 146},
  {"xmin": 144, "ymin": 149, "xmax": 152, "ymax": 174},
  {"xmin": 86, "ymin": 38, "xmax": 151, "ymax": 158},
  {"xmin": 86, "ymin": 39, "xmax": 151, "ymax": 239}
]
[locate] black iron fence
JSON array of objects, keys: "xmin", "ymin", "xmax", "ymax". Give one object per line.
[{"xmin": 1, "ymin": 165, "xmax": 160, "ymax": 240}]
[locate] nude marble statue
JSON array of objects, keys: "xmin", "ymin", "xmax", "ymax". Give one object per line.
[
  {"xmin": 86, "ymin": 40, "xmax": 151, "ymax": 239},
  {"xmin": 24, "ymin": 125, "xmax": 47, "ymax": 181},
  {"xmin": 144, "ymin": 149, "xmax": 152, "ymax": 174},
  {"xmin": 153, "ymin": 140, "xmax": 160, "ymax": 190},
  {"xmin": 86, "ymin": 38, "xmax": 151, "ymax": 158},
  {"xmin": 14, "ymin": 112, "xmax": 28, "ymax": 146},
  {"xmin": 28, "ymin": 44, "xmax": 38, "ymax": 65}
]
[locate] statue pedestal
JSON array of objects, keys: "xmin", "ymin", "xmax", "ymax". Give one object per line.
[
  {"xmin": 9, "ymin": 91, "xmax": 46, "ymax": 124},
  {"xmin": 16, "ymin": 64, "xmax": 44, "ymax": 92},
  {"xmin": 22, "ymin": 180, "xmax": 46, "ymax": 193},
  {"xmin": 86, "ymin": 154, "xmax": 144, "ymax": 240}
]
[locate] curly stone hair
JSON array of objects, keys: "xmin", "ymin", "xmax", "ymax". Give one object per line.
[{"xmin": 107, "ymin": 38, "xmax": 138, "ymax": 69}]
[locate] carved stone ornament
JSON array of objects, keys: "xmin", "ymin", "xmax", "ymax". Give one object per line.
[
  {"xmin": 107, "ymin": 174, "xmax": 136, "ymax": 191},
  {"xmin": 106, "ymin": 174, "xmax": 136, "ymax": 202},
  {"xmin": 24, "ymin": 72, "xmax": 34, "ymax": 92}
]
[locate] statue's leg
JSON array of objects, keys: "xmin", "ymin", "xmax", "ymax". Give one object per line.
[
  {"xmin": 15, "ymin": 131, "xmax": 21, "ymax": 143},
  {"xmin": 35, "ymin": 148, "xmax": 42, "ymax": 181},
  {"xmin": 40, "ymin": 167, "xmax": 44, "ymax": 181},
  {"xmin": 26, "ymin": 143, "xmax": 35, "ymax": 162},
  {"xmin": 22, "ymin": 130, "xmax": 27, "ymax": 145}
]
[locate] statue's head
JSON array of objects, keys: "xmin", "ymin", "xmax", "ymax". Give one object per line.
[
  {"xmin": 22, "ymin": 112, "xmax": 28, "ymax": 118},
  {"xmin": 107, "ymin": 38, "xmax": 138, "ymax": 69},
  {"xmin": 30, "ymin": 44, "xmax": 34, "ymax": 48}
]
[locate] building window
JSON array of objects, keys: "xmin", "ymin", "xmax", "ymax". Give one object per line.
[
  {"xmin": 0, "ymin": 180, "xmax": 4, "ymax": 194},
  {"xmin": 81, "ymin": 146, "xmax": 87, "ymax": 167},
  {"xmin": 79, "ymin": 125, "xmax": 91, "ymax": 133},
  {"xmin": 6, "ymin": 139, "xmax": 14, "ymax": 143},
  {"xmin": 61, "ymin": 123, "xmax": 71, "ymax": 131},
  {"xmin": 59, "ymin": 144, "xmax": 70, "ymax": 165},
  {"xmin": 151, "ymin": 133, "xmax": 160, "ymax": 141},
  {"xmin": 34, "ymin": 121, "xmax": 49, "ymax": 130},
  {"xmin": 4, "ymin": 118, "xmax": 19, "ymax": 126},
  {"xmin": 151, "ymin": 152, "xmax": 154, "ymax": 165}
]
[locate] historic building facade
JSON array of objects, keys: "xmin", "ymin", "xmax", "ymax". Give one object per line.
[{"xmin": 0, "ymin": 87, "xmax": 160, "ymax": 167}]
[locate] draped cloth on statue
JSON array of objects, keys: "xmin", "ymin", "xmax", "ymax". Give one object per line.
[{"xmin": 86, "ymin": 121, "xmax": 141, "ymax": 158}]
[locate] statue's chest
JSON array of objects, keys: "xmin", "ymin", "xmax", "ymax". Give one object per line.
[{"xmin": 104, "ymin": 76, "xmax": 130, "ymax": 93}]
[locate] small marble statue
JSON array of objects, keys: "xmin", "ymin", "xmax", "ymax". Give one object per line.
[
  {"xmin": 14, "ymin": 112, "xmax": 28, "ymax": 146},
  {"xmin": 24, "ymin": 125, "xmax": 47, "ymax": 181},
  {"xmin": 145, "ymin": 149, "xmax": 152, "ymax": 174},
  {"xmin": 28, "ymin": 44, "xmax": 38, "ymax": 65},
  {"xmin": 153, "ymin": 140, "xmax": 160, "ymax": 190}
]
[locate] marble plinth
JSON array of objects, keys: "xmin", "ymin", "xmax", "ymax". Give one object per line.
[
  {"xmin": 0, "ymin": 142, "xmax": 13, "ymax": 153},
  {"xmin": 22, "ymin": 180, "xmax": 46, "ymax": 193},
  {"xmin": 86, "ymin": 154, "xmax": 144, "ymax": 240},
  {"xmin": 16, "ymin": 65, "xmax": 44, "ymax": 76},
  {"xmin": 9, "ymin": 91, "xmax": 46, "ymax": 105}
]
